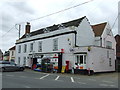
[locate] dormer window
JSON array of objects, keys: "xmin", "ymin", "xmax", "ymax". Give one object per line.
[
  {"xmin": 58, "ymin": 24, "xmax": 65, "ymax": 29},
  {"xmin": 43, "ymin": 28, "xmax": 50, "ymax": 33}
]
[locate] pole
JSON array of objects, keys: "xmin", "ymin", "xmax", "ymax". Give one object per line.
[{"xmin": 18, "ymin": 24, "xmax": 21, "ymax": 39}]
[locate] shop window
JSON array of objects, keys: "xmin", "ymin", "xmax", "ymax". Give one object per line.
[
  {"xmin": 53, "ymin": 38, "xmax": 58, "ymax": 51},
  {"xmin": 38, "ymin": 41, "xmax": 42, "ymax": 52},
  {"xmin": 76, "ymin": 55, "xmax": 86, "ymax": 65}
]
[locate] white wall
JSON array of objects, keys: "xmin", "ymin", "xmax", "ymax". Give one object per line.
[
  {"xmin": 9, "ymin": 50, "xmax": 15, "ymax": 61},
  {"xmin": 15, "ymin": 33, "xmax": 75, "ymax": 67},
  {"xmin": 76, "ymin": 18, "xmax": 94, "ymax": 46},
  {"xmin": 90, "ymin": 47, "xmax": 115, "ymax": 72},
  {"xmin": 74, "ymin": 46, "xmax": 115, "ymax": 72}
]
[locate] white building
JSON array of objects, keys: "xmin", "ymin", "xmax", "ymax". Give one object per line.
[
  {"xmin": 15, "ymin": 16, "xmax": 116, "ymax": 73},
  {"xmin": 9, "ymin": 46, "xmax": 16, "ymax": 62}
]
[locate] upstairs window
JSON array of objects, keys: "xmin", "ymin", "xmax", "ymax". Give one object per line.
[
  {"xmin": 30, "ymin": 43, "xmax": 33, "ymax": 52},
  {"xmin": 53, "ymin": 38, "xmax": 58, "ymax": 51},
  {"xmin": 12, "ymin": 51, "xmax": 14, "ymax": 56},
  {"xmin": 24, "ymin": 44, "xmax": 27, "ymax": 53},
  {"xmin": 106, "ymin": 41, "xmax": 112, "ymax": 49},
  {"xmin": 18, "ymin": 45, "xmax": 21, "ymax": 53},
  {"xmin": 38, "ymin": 41, "xmax": 42, "ymax": 52}
]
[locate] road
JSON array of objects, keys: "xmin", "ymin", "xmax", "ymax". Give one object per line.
[{"xmin": 1, "ymin": 69, "xmax": 119, "ymax": 88}]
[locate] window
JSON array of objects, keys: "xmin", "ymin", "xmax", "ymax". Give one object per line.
[
  {"xmin": 106, "ymin": 41, "xmax": 112, "ymax": 49},
  {"xmin": 106, "ymin": 28, "xmax": 111, "ymax": 35},
  {"xmin": 12, "ymin": 51, "xmax": 14, "ymax": 56},
  {"xmin": 18, "ymin": 45, "xmax": 21, "ymax": 53},
  {"xmin": 18, "ymin": 57, "xmax": 20, "ymax": 65},
  {"xmin": 30, "ymin": 43, "xmax": 33, "ymax": 52},
  {"xmin": 76, "ymin": 55, "xmax": 87, "ymax": 65},
  {"xmin": 109, "ymin": 58, "xmax": 112, "ymax": 66},
  {"xmin": 23, "ymin": 57, "xmax": 26, "ymax": 66},
  {"xmin": 107, "ymin": 51, "xmax": 109, "ymax": 58},
  {"xmin": 53, "ymin": 38, "xmax": 58, "ymax": 51},
  {"xmin": 38, "ymin": 41, "xmax": 42, "ymax": 52},
  {"xmin": 24, "ymin": 44, "xmax": 27, "ymax": 53}
]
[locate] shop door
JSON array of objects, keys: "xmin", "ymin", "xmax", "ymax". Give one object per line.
[{"xmin": 76, "ymin": 54, "xmax": 87, "ymax": 69}]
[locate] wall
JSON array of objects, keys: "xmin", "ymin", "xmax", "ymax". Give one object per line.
[
  {"xmin": 9, "ymin": 50, "xmax": 15, "ymax": 61},
  {"xmin": 76, "ymin": 18, "xmax": 94, "ymax": 46},
  {"xmin": 15, "ymin": 33, "xmax": 75, "ymax": 67},
  {"xmin": 90, "ymin": 47, "xmax": 115, "ymax": 72},
  {"xmin": 74, "ymin": 46, "xmax": 115, "ymax": 72}
]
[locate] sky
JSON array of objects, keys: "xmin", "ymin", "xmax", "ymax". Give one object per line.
[{"xmin": 0, "ymin": 0, "xmax": 119, "ymax": 53}]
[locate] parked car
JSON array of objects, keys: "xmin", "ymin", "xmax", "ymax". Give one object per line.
[{"xmin": 0, "ymin": 61, "xmax": 25, "ymax": 72}]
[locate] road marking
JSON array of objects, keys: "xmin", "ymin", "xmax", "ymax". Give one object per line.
[
  {"xmin": 109, "ymin": 85, "xmax": 116, "ymax": 87},
  {"xmin": 71, "ymin": 77, "xmax": 74, "ymax": 83},
  {"xmin": 78, "ymin": 82, "xmax": 86, "ymax": 84},
  {"xmin": 88, "ymin": 79, "xmax": 96, "ymax": 81},
  {"xmin": 102, "ymin": 80, "xmax": 114, "ymax": 84},
  {"xmin": 6, "ymin": 75, "xmax": 14, "ymax": 77},
  {"xmin": 20, "ymin": 76, "xmax": 27, "ymax": 78},
  {"xmin": 40, "ymin": 74, "xmax": 49, "ymax": 79},
  {"xmin": 99, "ymin": 84, "xmax": 109, "ymax": 87},
  {"xmin": 55, "ymin": 76, "xmax": 59, "ymax": 80},
  {"xmin": 24, "ymin": 86, "xmax": 31, "ymax": 88}
]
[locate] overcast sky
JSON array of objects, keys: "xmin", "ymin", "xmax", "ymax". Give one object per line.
[{"xmin": 0, "ymin": 0, "xmax": 119, "ymax": 53}]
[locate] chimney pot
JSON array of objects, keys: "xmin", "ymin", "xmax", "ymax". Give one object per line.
[{"xmin": 25, "ymin": 22, "xmax": 31, "ymax": 34}]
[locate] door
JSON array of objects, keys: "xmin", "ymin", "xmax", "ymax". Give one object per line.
[{"xmin": 76, "ymin": 54, "xmax": 87, "ymax": 69}]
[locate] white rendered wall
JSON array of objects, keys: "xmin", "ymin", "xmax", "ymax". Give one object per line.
[
  {"xmin": 76, "ymin": 18, "xmax": 94, "ymax": 46},
  {"xmin": 74, "ymin": 46, "xmax": 115, "ymax": 72}
]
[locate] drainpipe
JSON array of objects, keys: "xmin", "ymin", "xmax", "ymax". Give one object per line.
[
  {"xmin": 100, "ymin": 37, "xmax": 102, "ymax": 47},
  {"xmin": 74, "ymin": 31, "xmax": 77, "ymax": 47}
]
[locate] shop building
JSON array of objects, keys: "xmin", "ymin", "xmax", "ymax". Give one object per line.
[{"xmin": 15, "ymin": 16, "xmax": 116, "ymax": 73}]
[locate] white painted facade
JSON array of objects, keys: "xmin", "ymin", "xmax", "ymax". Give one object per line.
[
  {"xmin": 15, "ymin": 17, "xmax": 116, "ymax": 73},
  {"xmin": 94, "ymin": 23, "xmax": 116, "ymax": 57},
  {"xmin": 9, "ymin": 50, "xmax": 15, "ymax": 62},
  {"xmin": 74, "ymin": 46, "xmax": 115, "ymax": 72}
]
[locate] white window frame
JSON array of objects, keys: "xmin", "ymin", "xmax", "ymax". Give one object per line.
[
  {"xmin": 23, "ymin": 57, "xmax": 26, "ymax": 66},
  {"xmin": 18, "ymin": 45, "xmax": 21, "ymax": 53},
  {"xmin": 106, "ymin": 41, "xmax": 112, "ymax": 49},
  {"xmin": 24, "ymin": 44, "xmax": 27, "ymax": 53},
  {"xmin": 38, "ymin": 41, "xmax": 42, "ymax": 52},
  {"xmin": 53, "ymin": 38, "xmax": 58, "ymax": 51},
  {"xmin": 30, "ymin": 43, "xmax": 33, "ymax": 52}
]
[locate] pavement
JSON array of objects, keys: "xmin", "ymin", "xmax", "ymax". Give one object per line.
[{"xmin": 1, "ymin": 69, "xmax": 119, "ymax": 88}]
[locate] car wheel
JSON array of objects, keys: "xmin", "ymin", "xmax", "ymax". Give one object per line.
[
  {"xmin": 20, "ymin": 68, "xmax": 24, "ymax": 71},
  {"xmin": 2, "ymin": 68, "xmax": 5, "ymax": 72}
]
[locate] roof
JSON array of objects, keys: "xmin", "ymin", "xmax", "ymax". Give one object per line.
[
  {"xmin": 20, "ymin": 16, "xmax": 86, "ymax": 39},
  {"xmin": 9, "ymin": 46, "xmax": 16, "ymax": 50},
  {"xmin": 92, "ymin": 22, "xmax": 107, "ymax": 37}
]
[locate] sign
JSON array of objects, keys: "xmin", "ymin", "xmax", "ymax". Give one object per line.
[{"xmin": 61, "ymin": 66, "xmax": 66, "ymax": 73}]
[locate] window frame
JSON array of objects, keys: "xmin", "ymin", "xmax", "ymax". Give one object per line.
[{"xmin": 53, "ymin": 38, "xmax": 58, "ymax": 51}]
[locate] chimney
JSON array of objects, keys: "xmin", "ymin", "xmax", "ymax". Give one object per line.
[{"xmin": 25, "ymin": 22, "xmax": 31, "ymax": 34}]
